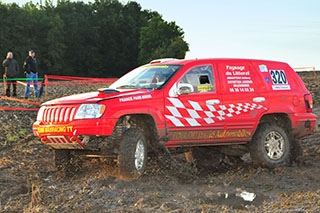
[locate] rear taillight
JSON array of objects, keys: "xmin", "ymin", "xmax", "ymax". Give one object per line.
[{"xmin": 304, "ymin": 94, "xmax": 313, "ymax": 113}]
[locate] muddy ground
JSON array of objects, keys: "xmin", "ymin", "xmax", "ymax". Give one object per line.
[{"xmin": 0, "ymin": 74, "xmax": 319, "ymax": 212}]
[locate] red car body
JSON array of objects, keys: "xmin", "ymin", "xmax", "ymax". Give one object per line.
[{"xmin": 33, "ymin": 59, "xmax": 316, "ymax": 150}]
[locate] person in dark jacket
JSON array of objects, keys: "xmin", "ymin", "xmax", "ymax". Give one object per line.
[
  {"xmin": 2, "ymin": 51, "xmax": 20, "ymax": 97},
  {"xmin": 24, "ymin": 50, "xmax": 38, "ymax": 98}
]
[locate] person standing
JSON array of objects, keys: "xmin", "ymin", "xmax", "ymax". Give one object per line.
[
  {"xmin": 24, "ymin": 50, "xmax": 38, "ymax": 98},
  {"xmin": 2, "ymin": 51, "xmax": 20, "ymax": 97}
]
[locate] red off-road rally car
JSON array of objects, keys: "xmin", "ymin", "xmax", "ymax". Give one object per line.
[{"xmin": 33, "ymin": 58, "xmax": 316, "ymax": 179}]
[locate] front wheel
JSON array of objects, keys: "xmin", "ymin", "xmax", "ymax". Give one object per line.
[
  {"xmin": 249, "ymin": 123, "xmax": 291, "ymax": 168},
  {"xmin": 119, "ymin": 128, "xmax": 148, "ymax": 180}
]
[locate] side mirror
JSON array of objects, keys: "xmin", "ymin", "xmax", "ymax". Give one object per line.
[{"xmin": 177, "ymin": 83, "xmax": 194, "ymax": 95}]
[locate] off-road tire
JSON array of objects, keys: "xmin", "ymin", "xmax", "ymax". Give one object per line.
[
  {"xmin": 249, "ymin": 123, "xmax": 291, "ymax": 168},
  {"xmin": 53, "ymin": 149, "xmax": 71, "ymax": 172},
  {"xmin": 119, "ymin": 128, "xmax": 147, "ymax": 180}
]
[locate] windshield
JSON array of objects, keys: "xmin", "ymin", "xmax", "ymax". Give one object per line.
[{"xmin": 110, "ymin": 65, "xmax": 182, "ymax": 90}]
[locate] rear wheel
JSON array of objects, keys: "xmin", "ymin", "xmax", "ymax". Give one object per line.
[
  {"xmin": 249, "ymin": 123, "xmax": 291, "ymax": 168},
  {"xmin": 119, "ymin": 128, "xmax": 147, "ymax": 180}
]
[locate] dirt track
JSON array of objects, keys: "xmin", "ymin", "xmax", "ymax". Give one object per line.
[{"xmin": 0, "ymin": 74, "xmax": 319, "ymax": 212}]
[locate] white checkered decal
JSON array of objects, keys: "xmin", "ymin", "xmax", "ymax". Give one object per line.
[{"xmin": 165, "ymin": 98, "xmax": 267, "ymax": 127}]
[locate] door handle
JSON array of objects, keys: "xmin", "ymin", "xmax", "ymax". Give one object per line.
[
  {"xmin": 253, "ymin": 97, "xmax": 265, "ymax": 103},
  {"xmin": 206, "ymin": 99, "xmax": 220, "ymax": 105}
]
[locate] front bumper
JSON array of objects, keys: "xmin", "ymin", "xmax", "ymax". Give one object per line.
[{"xmin": 33, "ymin": 118, "xmax": 118, "ymax": 149}]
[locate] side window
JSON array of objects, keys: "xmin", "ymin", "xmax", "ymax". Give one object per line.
[{"xmin": 179, "ymin": 65, "xmax": 215, "ymax": 93}]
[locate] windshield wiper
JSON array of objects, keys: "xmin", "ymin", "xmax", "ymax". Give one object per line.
[
  {"xmin": 116, "ymin": 85, "xmax": 140, "ymax": 89},
  {"xmin": 141, "ymin": 85, "xmax": 157, "ymax": 89}
]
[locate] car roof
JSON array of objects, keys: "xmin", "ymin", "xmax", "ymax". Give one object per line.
[{"xmin": 152, "ymin": 58, "xmax": 288, "ymax": 66}]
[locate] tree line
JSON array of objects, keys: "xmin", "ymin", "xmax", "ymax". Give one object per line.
[{"xmin": 0, "ymin": 0, "xmax": 189, "ymax": 78}]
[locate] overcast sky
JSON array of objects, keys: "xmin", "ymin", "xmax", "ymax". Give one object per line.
[{"xmin": 2, "ymin": 0, "xmax": 320, "ymax": 70}]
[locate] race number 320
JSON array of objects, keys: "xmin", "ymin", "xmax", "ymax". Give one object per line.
[{"xmin": 269, "ymin": 70, "xmax": 288, "ymax": 84}]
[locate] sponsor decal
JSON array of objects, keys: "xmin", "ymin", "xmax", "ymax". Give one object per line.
[
  {"xmin": 225, "ymin": 65, "xmax": 254, "ymax": 92},
  {"xmin": 272, "ymin": 85, "xmax": 291, "ymax": 90},
  {"xmin": 266, "ymin": 77, "xmax": 271, "ymax": 83},
  {"xmin": 148, "ymin": 65, "xmax": 169, "ymax": 69},
  {"xmin": 226, "ymin": 65, "xmax": 245, "ymax": 71},
  {"xmin": 119, "ymin": 94, "xmax": 152, "ymax": 102},
  {"xmin": 259, "ymin": 64, "xmax": 268, "ymax": 72},
  {"xmin": 197, "ymin": 85, "xmax": 214, "ymax": 92},
  {"xmin": 269, "ymin": 70, "xmax": 291, "ymax": 90},
  {"xmin": 169, "ymin": 129, "xmax": 251, "ymax": 140},
  {"xmin": 37, "ymin": 126, "xmax": 73, "ymax": 133}
]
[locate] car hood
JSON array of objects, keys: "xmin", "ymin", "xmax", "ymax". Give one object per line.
[{"xmin": 42, "ymin": 88, "xmax": 152, "ymax": 106}]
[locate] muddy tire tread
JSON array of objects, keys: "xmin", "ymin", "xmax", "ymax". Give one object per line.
[
  {"xmin": 250, "ymin": 123, "xmax": 291, "ymax": 168},
  {"xmin": 119, "ymin": 128, "xmax": 147, "ymax": 180}
]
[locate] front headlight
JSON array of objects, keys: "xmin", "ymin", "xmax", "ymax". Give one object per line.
[
  {"xmin": 74, "ymin": 104, "xmax": 106, "ymax": 119},
  {"xmin": 37, "ymin": 106, "xmax": 45, "ymax": 121}
]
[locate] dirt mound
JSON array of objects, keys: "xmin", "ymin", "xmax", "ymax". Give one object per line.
[{"xmin": 0, "ymin": 81, "xmax": 319, "ymax": 212}]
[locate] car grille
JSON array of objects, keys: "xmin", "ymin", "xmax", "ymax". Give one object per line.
[{"xmin": 42, "ymin": 106, "xmax": 77, "ymax": 124}]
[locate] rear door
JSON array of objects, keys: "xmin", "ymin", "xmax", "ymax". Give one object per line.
[
  {"xmin": 165, "ymin": 64, "xmax": 224, "ymax": 146},
  {"xmin": 219, "ymin": 62, "xmax": 269, "ymax": 142}
]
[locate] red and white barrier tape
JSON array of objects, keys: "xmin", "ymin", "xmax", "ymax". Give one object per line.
[
  {"xmin": 0, "ymin": 75, "xmax": 118, "ymax": 111},
  {"xmin": 46, "ymin": 75, "xmax": 117, "ymax": 82},
  {"xmin": 0, "ymin": 107, "xmax": 39, "ymax": 111},
  {"xmin": 0, "ymin": 82, "xmax": 112, "ymax": 85},
  {"xmin": 44, "ymin": 82, "xmax": 113, "ymax": 85},
  {"xmin": 0, "ymin": 95, "xmax": 41, "ymax": 106}
]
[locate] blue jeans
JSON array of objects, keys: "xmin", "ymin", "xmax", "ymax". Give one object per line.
[{"xmin": 25, "ymin": 72, "xmax": 39, "ymax": 98}]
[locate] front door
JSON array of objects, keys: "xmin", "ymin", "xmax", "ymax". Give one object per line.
[{"xmin": 165, "ymin": 64, "xmax": 224, "ymax": 146}]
